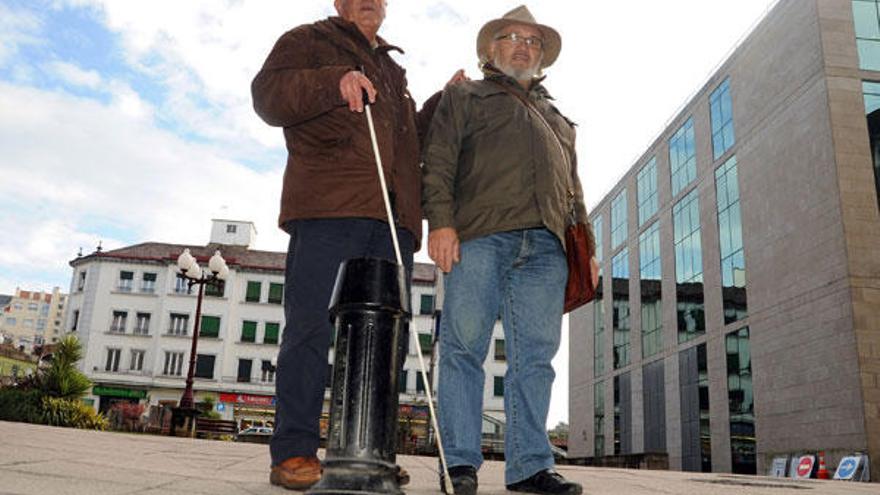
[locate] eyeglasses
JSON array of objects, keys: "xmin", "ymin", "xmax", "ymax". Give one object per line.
[{"xmin": 494, "ymin": 32, "xmax": 544, "ymax": 49}]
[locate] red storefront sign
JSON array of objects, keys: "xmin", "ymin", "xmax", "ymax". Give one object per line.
[{"xmin": 219, "ymin": 393, "xmax": 276, "ymax": 406}]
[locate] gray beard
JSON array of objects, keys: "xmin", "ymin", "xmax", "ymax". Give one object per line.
[{"xmin": 493, "ymin": 56, "xmax": 539, "ymax": 81}]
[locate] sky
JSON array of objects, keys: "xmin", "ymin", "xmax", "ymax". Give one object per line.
[{"xmin": 0, "ymin": 0, "xmax": 779, "ymax": 427}]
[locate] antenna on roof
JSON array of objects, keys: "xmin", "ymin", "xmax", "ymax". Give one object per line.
[
  {"xmin": 77, "ymin": 247, "xmax": 83, "ymax": 258},
  {"xmin": 96, "ymin": 241, "xmax": 103, "ymax": 253}
]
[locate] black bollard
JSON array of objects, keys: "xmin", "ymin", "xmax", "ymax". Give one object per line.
[{"xmin": 307, "ymin": 257, "xmax": 409, "ymax": 495}]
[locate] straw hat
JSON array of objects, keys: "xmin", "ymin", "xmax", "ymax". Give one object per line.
[{"xmin": 476, "ymin": 5, "xmax": 561, "ymax": 69}]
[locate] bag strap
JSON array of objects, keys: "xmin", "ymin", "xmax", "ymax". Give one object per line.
[{"xmin": 489, "ymin": 79, "xmax": 578, "ymax": 223}]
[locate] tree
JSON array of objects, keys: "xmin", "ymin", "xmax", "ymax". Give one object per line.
[{"xmin": 40, "ymin": 335, "xmax": 91, "ymax": 400}]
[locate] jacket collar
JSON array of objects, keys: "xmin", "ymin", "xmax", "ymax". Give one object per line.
[
  {"xmin": 481, "ymin": 63, "xmax": 551, "ymax": 99},
  {"xmin": 322, "ymin": 16, "xmax": 404, "ymax": 56}
]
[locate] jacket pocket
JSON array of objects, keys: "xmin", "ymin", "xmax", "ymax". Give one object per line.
[{"xmin": 295, "ymin": 134, "xmax": 351, "ymax": 159}]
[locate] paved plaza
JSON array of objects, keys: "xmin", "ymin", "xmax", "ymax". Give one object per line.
[{"xmin": 0, "ymin": 421, "xmax": 877, "ymax": 495}]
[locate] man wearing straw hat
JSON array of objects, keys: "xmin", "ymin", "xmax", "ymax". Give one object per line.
[
  {"xmin": 423, "ymin": 5, "xmax": 596, "ymax": 495},
  {"xmin": 252, "ymin": 0, "xmax": 464, "ymax": 490}
]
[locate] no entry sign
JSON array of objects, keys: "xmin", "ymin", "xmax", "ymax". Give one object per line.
[{"xmin": 795, "ymin": 455, "xmax": 815, "ymax": 479}]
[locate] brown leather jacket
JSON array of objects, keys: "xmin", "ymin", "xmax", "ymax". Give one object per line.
[{"xmin": 252, "ymin": 17, "xmax": 438, "ymax": 249}]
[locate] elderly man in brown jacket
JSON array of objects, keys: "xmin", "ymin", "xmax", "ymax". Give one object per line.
[
  {"xmin": 423, "ymin": 6, "xmax": 597, "ymax": 495},
  {"xmin": 252, "ymin": 0, "xmax": 462, "ymax": 490}
]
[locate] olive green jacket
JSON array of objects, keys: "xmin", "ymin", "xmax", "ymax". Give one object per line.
[{"xmin": 422, "ymin": 72, "xmax": 592, "ymax": 251}]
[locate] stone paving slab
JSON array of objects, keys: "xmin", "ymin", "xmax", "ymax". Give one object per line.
[{"xmin": 0, "ymin": 421, "xmax": 877, "ymax": 495}]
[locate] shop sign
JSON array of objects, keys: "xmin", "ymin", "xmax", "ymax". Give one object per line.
[
  {"xmin": 219, "ymin": 393, "xmax": 275, "ymax": 406},
  {"xmin": 92, "ymin": 386, "xmax": 147, "ymax": 399}
]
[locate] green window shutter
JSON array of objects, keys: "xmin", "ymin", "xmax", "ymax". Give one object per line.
[
  {"xmin": 264, "ymin": 322, "xmax": 280, "ymax": 344},
  {"xmin": 241, "ymin": 321, "xmax": 257, "ymax": 343},
  {"xmin": 200, "ymin": 316, "xmax": 220, "ymax": 338},
  {"xmin": 418, "ymin": 333, "xmax": 433, "ymax": 354},
  {"xmin": 246, "ymin": 281, "xmax": 261, "ymax": 302},
  {"xmin": 419, "ymin": 294, "xmax": 434, "ymax": 315},
  {"xmin": 268, "ymin": 283, "xmax": 284, "ymax": 304},
  {"xmin": 398, "ymin": 370, "xmax": 408, "ymax": 393}
]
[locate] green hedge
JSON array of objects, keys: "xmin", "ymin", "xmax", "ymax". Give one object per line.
[
  {"xmin": 0, "ymin": 388, "xmax": 107, "ymax": 430},
  {"xmin": 0, "ymin": 388, "xmax": 42, "ymax": 423}
]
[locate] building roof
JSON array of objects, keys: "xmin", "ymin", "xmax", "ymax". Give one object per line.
[
  {"xmin": 71, "ymin": 242, "xmax": 287, "ymax": 272},
  {"xmin": 71, "ymin": 242, "xmax": 438, "ymax": 282},
  {"xmin": 0, "ymin": 295, "xmax": 11, "ymax": 309},
  {"xmin": 15, "ymin": 291, "xmax": 52, "ymax": 303}
]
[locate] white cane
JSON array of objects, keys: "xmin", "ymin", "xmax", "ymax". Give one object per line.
[{"xmin": 362, "ymin": 90, "xmax": 455, "ymax": 495}]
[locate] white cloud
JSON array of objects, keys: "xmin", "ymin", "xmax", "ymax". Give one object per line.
[
  {"xmin": 0, "ymin": 3, "xmax": 43, "ymax": 67},
  {"xmin": 47, "ymin": 61, "xmax": 102, "ymax": 89},
  {"xmin": 59, "ymin": 0, "xmax": 777, "ymax": 211},
  {"xmin": 0, "ymin": 82, "xmax": 287, "ymax": 278},
  {"xmin": 108, "ymin": 80, "xmax": 153, "ymax": 120}
]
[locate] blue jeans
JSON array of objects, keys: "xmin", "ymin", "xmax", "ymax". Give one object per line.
[
  {"xmin": 271, "ymin": 218, "xmax": 414, "ymax": 466},
  {"xmin": 437, "ymin": 228, "xmax": 567, "ymax": 484}
]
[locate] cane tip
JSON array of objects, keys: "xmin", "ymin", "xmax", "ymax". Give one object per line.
[{"xmin": 444, "ymin": 478, "xmax": 455, "ymax": 494}]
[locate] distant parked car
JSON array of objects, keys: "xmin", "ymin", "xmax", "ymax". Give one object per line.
[
  {"xmin": 239, "ymin": 426, "xmax": 273, "ymax": 436},
  {"xmin": 237, "ymin": 426, "xmax": 273, "ymax": 444}
]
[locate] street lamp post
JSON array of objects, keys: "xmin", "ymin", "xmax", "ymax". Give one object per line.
[{"xmin": 170, "ymin": 248, "xmax": 228, "ymax": 434}]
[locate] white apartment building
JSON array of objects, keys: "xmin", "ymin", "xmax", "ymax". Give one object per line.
[
  {"xmin": 0, "ymin": 287, "xmax": 67, "ymax": 348},
  {"xmin": 66, "ymin": 219, "xmax": 506, "ymax": 437}
]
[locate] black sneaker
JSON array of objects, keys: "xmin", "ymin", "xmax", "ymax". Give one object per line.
[
  {"xmin": 440, "ymin": 465, "xmax": 478, "ymax": 495},
  {"xmin": 506, "ymin": 469, "xmax": 582, "ymax": 495}
]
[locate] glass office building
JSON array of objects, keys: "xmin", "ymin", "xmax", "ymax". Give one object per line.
[{"xmin": 569, "ymin": 0, "xmax": 880, "ymax": 478}]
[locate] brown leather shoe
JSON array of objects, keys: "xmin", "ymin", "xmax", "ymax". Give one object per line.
[{"xmin": 270, "ymin": 456, "xmax": 322, "ymax": 490}]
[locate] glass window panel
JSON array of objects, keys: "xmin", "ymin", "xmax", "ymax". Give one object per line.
[
  {"xmin": 611, "ymin": 190, "xmax": 628, "ymax": 248},
  {"xmin": 420, "ymin": 294, "xmax": 435, "ymax": 315},
  {"xmin": 594, "ymin": 296, "xmax": 605, "ymax": 375},
  {"xmin": 723, "ymin": 124, "xmax": 735, "ymax": 153},
  {"xmin": 637, "ymin": 158, "xmax": 658, "ymax": 226},
  {"xmin": 858, "ymin": 39, "xmax": 880, "ymax": 71},
  {"xmin": 195, "ymin": 354, "xmax": 215, "ymax": 379},
  {"xmin": 674, "ymin": 190, "xmax": 705, "ymax": 340},
  {"xmin": 710, "ymin": 101, "xmax": 722, "ymax": 130},
  {"xmin": 612, "ymin": 249, "xmax": 630, "ymax": 369},
  {"xmin": 864, "ymin": 81, "xmax": 880, "ymax": 113},
  {"xmin": 494, "ymin": 376, "xmax": 504, "ymax": 397},
  {"xmin": 593, "ymin": 216, "xmax": 604, "ymax": 262},
  {"xmin": 721, "ymin": 93, "xmax": 733, "ymax": 122},
  {"xmin": 205, "ymin": 281, "xmax": 225, "ymax": 297},
  {"xmin": 494, "ymin": 339, "xmax": 506, "ymax": 361},
  {"xmin": 238, "ymin": 359, "xmax": 252, "ymax": 383},
  {"xmin": 726, "ymin": 327, "xmax": 755, "ymax": 474},
  {"xmin": 854, "ymin": 1, "xmax": 880, "ymax": 39}
]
